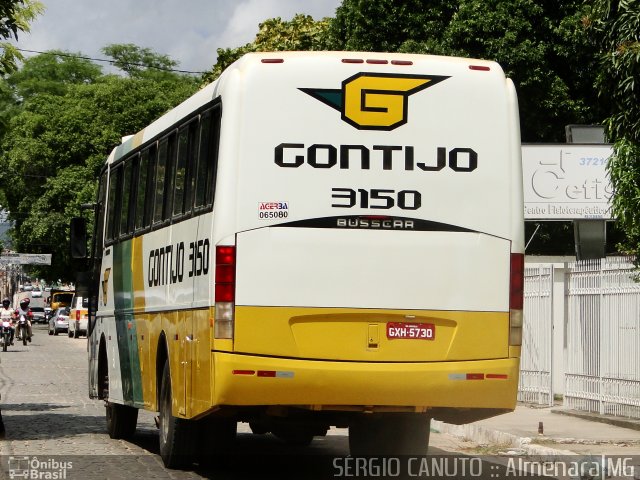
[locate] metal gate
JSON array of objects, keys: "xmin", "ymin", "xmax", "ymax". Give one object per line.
[
  {"xmin": 565, "ymin": 257, "xmax": 640, "ymax": 418},
  {"xmin": 519, "ymin": 265, "xmax": 554, "ymax": 405}
]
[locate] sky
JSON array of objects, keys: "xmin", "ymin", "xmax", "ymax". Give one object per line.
[{"xmin": 12, "ymin": 0, "xmax": 342, "ymax": 74}]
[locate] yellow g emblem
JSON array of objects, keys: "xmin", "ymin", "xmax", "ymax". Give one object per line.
[{"xmin": 301, "ymin": 73, "xmax": 448, "ymax": 131}]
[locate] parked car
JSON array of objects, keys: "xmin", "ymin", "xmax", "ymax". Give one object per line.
[
  {"xmin": 68, "ymin": 295, "xmax": 88, "ymax": 338},
  {"xmin": 31, "ymin": 306, "xmax": 46, "ymax": 324},
  {"xmin": 48, "ymin": 307, "xmax": 70, "ymax": 336}
]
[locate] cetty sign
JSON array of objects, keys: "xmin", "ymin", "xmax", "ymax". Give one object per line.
[{"xmin": 522, "ymin": 144, "xmax": 613, "ymax": 220}]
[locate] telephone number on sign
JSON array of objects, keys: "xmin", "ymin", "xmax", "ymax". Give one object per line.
[{"xmin": 259, "ymin": 211, "xmax": 289, "ymax": 219}]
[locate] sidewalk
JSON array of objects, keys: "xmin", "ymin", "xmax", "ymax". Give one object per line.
[{"xmin": 433, "ymin": 404, "xmax": 640, "ymax": 456}]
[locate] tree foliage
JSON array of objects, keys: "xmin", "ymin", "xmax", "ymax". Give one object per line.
[
  {"xmin": 328, "ymin": 0, "xmax": 457, "ymax": 53},
  {"xmin": 0, "ymin": 0, "xmax": 44, "ymax": 74},
  {"xmin": 329, "ymin": 0, "xmax": 603, "ymax": 143},
  {"xmin": 593, "ymin": 0, "xmax": 640, "ymax": 258},
  {"xmin": 201, "ymin": 14, "xmax": 331, "ymax": 84},
  {"xmin": 7, "ymin": 50, "xmax": 103, "ymax": 97},
  {"xmin": 102, "ymin": 43, "xmax": 179, "ymax": 78},
  {"xmin": 0, "ymin": 46, "xmax": 199, "ymax": 280}
]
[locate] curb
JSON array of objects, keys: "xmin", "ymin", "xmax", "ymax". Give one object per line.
[
  {"xmin": 432, "ymin": 420, "xmax": 577, "ymax": 457},
  {"xmin": 551, "ymin": 408, "xmax": 640, "ymax": 432}
]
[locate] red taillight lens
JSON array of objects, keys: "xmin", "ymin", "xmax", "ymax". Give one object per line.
[
  {"xmin": 215, "ymin": 283, "xmax": 234, "ymax": 303},
  {"xmin": 76, "ymin": 310, "xmax": 80, "ymax": 321},
  {"xmin": 216, "ymin": 246, "xmax": 235, "ymax": 265},
  {"xmin": 510, "ymin": 253, "xmax": 524, "ymax": 311},
  {"xmin": 216, "ymin": 264, "xmax": 235, "ymax": 283},
  {"xmin": 215, "ymin": 246, "xmax": 236, "ymax": 302}
]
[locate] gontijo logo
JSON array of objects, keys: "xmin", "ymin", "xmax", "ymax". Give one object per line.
[{"xmin": 300, "ymin": 73, "xmax": 449, "ymax": 131}]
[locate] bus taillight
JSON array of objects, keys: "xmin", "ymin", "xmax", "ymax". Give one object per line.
[
  {"xmin": 215, "ymin": 246, "xmax": 236, "ymax": 339},
  {"xmin": 509, "ymin": 253, "xmax": 524, "ymax": 346}
]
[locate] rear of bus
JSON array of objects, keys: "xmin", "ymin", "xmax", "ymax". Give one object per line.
[{"xmin": 211, "ymin": 52, "xmax": 523, "ymax": 452}]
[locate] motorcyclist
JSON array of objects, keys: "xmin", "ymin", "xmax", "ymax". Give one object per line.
[
  {"xmin": 0, "ymin": 299, "xmax": 15, "ymax": 345},
  {"xmin": 14, "ymin": 298, "xmax": 33, "ymax": 342}
]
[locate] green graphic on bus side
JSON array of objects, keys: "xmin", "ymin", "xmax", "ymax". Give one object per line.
[{"xmin": 113, "ymin": 241, "xmax": 144, "ymax": 407}]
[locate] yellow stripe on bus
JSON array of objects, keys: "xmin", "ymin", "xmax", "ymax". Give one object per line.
[{"xmin": 233, "ymin": 306, "xmax": 510, "ymax": 362}]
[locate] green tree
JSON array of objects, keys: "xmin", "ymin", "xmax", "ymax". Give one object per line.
[
  {"xmin": 0, "ymin": 0, "xmax": 44, "ymax": 74},
  {"xmin": 592, "ymin": 1, "xmax": 640, "ymax": 259},
  {"xmin": 202, "ymin": 14, "xmax": 331, "ymax": 84},
  {"xmin": 0, "ymin": 48, "xmax": 199, "ymax": 280},
  {"xmin": 102, "ymin": 43, "xmax": 179, "ymax": 79},
  {"xmin": 7, "ymin": 50, "xmax": 103, "ymax": 98},
  {"xmin": 329, "ymin": 0, "xmax": 602, "ymax": 143},
  {"xmin": 328, "ymin": 0, "xmax": 457, "ymax": 53}
]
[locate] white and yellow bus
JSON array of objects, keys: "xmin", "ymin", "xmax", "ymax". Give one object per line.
[{"xmin": 73, "ymin": 51, "xmax": 524, "ymax": 467}]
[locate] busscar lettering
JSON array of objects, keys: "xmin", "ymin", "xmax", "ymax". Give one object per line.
[
  {"xmin": 147, "ymin": 238, "xmax": 210, "ymax": 287},
  {"xmin": 275, "ymin": 143, "xmax": 478, "ymax": 172},
  {"xmin": 337, "ymin": 218, "xmax": 415, "ymax": 229}
]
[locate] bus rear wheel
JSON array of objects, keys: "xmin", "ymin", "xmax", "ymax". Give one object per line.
[
  {"xmin": 349, "ymin": 414, "xmax": 431, "ymax": 456},
  {"xmin": 158, "ymin": 360, "xmax": 196, "ymax": 469},
  {"xmin": 106, "ymin": 402, "xmax": 138, "ymax": 439}
]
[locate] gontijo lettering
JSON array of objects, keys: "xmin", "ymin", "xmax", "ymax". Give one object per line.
[
  {"xmin": 147, "ymin": 239, "xmax": 210, "ymax": 287},
  {"xmin": 275, "ymin": 144, "xmax": 478, "ymax": 172}
]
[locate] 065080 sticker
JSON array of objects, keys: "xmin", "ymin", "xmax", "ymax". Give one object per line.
[{"xmin": 258, "ymin": 201, "xmax": 289, "ymax": 220}]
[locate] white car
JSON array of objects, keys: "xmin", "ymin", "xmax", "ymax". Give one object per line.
[{"xmin": 48, "ymin": 307, "xmax": 70, "ymax": 336}]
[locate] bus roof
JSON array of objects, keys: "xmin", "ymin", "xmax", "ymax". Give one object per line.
[{"xmin": 105, "ymin": 51, "xmax": 502, "ymax": 166}]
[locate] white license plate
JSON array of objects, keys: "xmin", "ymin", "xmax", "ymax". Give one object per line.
[{"xmin": 386, "ymin": 322, "xmax": 435, "ymax": 340}]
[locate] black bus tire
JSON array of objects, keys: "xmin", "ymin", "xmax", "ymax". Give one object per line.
[
  {"xmin": 158, "ymin": 360, "xmax": 196, "ymax": 469},
  {"xmin": 106, "ymin": 402, "xmax": 138, "ymax": 439},
  {"xmin": 349, "ymin": 414, "xmax": 431, "ymax": 456}
]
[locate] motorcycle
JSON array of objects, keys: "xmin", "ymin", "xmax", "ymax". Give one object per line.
[
  {"xmin": 16, "ymin": 315, "xmax": 30, "ymax": 346},
  {"xmin": 0, "ymin": 320, "xmax": 11, "ymax": 351}
]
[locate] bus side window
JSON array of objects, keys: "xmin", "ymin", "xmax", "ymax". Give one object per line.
[
  {"xmin": 194, "ymin": 104, "xmax": 221, "ymax": 209},
  {"xmin": 173, "ymin": 122, "xmax": 197, "ymax": 218},
  {"xmin": 135, "ymin": 146, "xmax": 157, "ymax": 231},
  {"xmin": 119, "ymin": 156, "xmax": 135, "ymax": 237},
  {"xmin": 153, "ymin": 139, "xmax": 169, "ymax": 224},
  {"xmin": 134, "ymin": 150, "xmax": 149, "ymax": 231},
  {"xmin": 184, "ymin": 120, "xmax": 199, "ymax": 214},
  {"xmin": 105, "ymin": 165, "xmax": 122, "ymax": 243},
  {"xmin": 194, "ymin": 111, "xmax": 211, "ymax": 209},
  {"xmin": 95, "ymin": 170, "xmax": 108, "ymax": 256},
  {"xmin": 163, "ymin": 132, "xmax": 177, "ymax": 222}
]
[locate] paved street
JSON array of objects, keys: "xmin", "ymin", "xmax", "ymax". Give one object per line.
[{"xmin": 0, "ymin": 324, "xmax": 484, "ymax": 480}]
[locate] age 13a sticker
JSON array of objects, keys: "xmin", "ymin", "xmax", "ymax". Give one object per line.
[{"xmin": 258, "ymin": 201, "xmax": 289, "ymax": 220}]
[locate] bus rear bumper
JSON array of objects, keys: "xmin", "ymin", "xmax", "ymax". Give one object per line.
[{"xmin": 213, "ymin": 352, "xmax": 519, "ymax": 411}]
